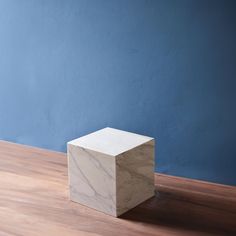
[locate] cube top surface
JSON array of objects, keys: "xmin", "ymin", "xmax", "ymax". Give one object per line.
[{"xmin": 68, "ymin": 127, "xmax": 153, "ymax": 156}]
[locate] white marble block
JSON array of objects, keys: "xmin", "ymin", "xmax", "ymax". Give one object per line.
[{"xmin": 67, "ymin": 127, "xmax": 155, "ymax": 217}]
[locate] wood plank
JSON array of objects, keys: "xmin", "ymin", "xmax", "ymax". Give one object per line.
[{"xmin": 0, "ymin": 140, "xmax": 235, "ymax": 236}]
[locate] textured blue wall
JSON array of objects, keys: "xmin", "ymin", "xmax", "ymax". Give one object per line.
[{"xmin": 0, "ymin": 0, "xmax": 235, "ymax": 185}]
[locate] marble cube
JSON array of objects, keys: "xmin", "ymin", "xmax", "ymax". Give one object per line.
[{"xmin": 67, "ymin": 127, "xmax": 155, "ymax": 217}]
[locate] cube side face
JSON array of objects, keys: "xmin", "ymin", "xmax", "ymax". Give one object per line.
[
  {"xmin": 68, "ymin": 144, "xmax": 116, "ymax": 216},
  {"xmin": 116, "ymin": 140, "xmax": 155, "ymax": 216}
]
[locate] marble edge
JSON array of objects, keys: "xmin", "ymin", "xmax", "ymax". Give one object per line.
[
  {"xmin": 67, "ymin": 138, "xmax": 155, "ymax": 158},
  {"xmin": 67, "ymin": 142, "xmax": 117, "ymax": 158},
  {"xmin": 114, "ymin": 139, "xmax": 155, "ymax": 158}
]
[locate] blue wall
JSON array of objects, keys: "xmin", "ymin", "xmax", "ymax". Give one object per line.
[{"xmin": 0, "ymin": 0, "xmax": 235, "ymax": 185}]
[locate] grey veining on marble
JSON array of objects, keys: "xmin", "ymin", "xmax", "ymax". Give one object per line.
[
  {"xmin": 116, "ymin": 139, "xmax": 155, "ymax": 216},
  {"xmin": 67, "ymin": 127, "xmax": 155, "ymax": 217}
]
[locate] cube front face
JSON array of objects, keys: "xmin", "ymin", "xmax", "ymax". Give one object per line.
[
  {"xmin": 68, "ymin": 144, "xmax": 117, "ymax": 216},
  {"xmin": 68, "ymin": 128, "xmax": 155, "ymax": 217}
]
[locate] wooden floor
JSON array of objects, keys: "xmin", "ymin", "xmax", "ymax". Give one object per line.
[{"xmin": 0, "ymin": 141, "xmax": 235, "ymax": 236}]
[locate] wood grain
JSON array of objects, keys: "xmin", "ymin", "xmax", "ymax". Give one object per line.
[{"xmin": 0, "ymin": 140, "xmax": 235, "ymax": 236}]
